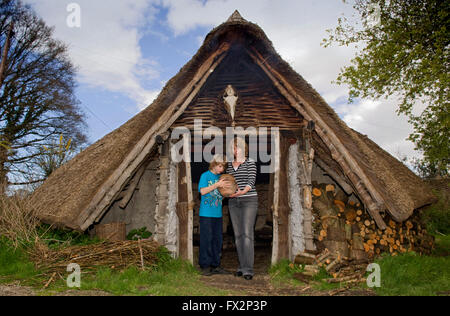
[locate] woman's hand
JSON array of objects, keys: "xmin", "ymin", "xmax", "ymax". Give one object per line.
[{"xmin": 229, "ymin": 187, "xmax": 250, "ymax": 198}]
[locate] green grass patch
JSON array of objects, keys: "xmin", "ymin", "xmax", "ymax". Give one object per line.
[
  {"xmin": 373, "ymin": 251, "xmax": 450, "ymax": 296},
  {"xmin": 269, "ymin": 259, "xmax": 305, "ymax": 287},
  {"xmin": 42, "ymin": 248, "xmax": 233, "ymax": 296},
  {"xmin": 268, "ymin": 259, "xmax": 343, "ymax": 291},
  {"xmin": 0, "ymin": 238, "xmax": 43, "ymax": 285}
]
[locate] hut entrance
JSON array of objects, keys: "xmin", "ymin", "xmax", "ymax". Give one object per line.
[{"xmin": 189, "ymin": 140, "xmax": 273, "ymax": 273}]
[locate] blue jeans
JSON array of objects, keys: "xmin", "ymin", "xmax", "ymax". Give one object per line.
[
  {"xmin": 199, "ymin": 216, "xmax": 223, "ymax": 269},
  {"xmin": 228, "ymin": 196, "xmax": 258, "ymax": 276}
]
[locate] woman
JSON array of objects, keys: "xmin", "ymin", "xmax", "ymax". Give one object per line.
[{"xmin": 227, "ymin": 137, "xmax": 258, "ymax": 280}]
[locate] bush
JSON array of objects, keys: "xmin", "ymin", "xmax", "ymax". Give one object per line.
[{"xmin": 421, "ymin": 185, "xmax": 450, "ymax": 235}]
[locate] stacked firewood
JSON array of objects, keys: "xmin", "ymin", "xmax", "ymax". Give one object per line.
[
  {"xmin": 310, "ymin": 182, "xmax": 434, "ymax": 260},
  {"xmin": 293, "ymin": 249, "xmax": 368, "ymax": 285}
]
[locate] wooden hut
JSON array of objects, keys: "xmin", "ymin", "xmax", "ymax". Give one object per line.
[{"xmin": 31, "ymin": 11, "xmax": 435, "ymax": 264}]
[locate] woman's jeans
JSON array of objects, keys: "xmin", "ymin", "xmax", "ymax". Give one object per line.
[{"xmin": 228, "ymin": 195, "xmax": 258, "ymax": 276}]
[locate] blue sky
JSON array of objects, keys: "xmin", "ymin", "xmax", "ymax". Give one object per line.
[{"xmin": 23, "ymin": 0, "xmax": 420, "ymax": 161}]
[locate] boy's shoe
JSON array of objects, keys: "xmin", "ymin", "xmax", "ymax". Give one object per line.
[
  {"xmin": 211, "ymin": 266, "xmax": 231, "ymax": 275},
  {"xmin": 201, "ymin": 267, "xmax": 213, "ymax": 276},
  {"xmin": 244, "ymin": 275, "xmax": 253, "ymax": 281},
  {"xmin": 234, "ymin": 271, "xmax": 243, "ymax": 277}
]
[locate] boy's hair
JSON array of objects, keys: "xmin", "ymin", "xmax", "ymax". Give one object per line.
[{"xmin": 209, "ymin": 154, "xmax": 227, "ymax": 171}]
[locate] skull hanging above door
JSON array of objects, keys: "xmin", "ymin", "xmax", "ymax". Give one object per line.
[{"xmin": 223, "ymin": 85, "xmax": 238, "ymax": 126}]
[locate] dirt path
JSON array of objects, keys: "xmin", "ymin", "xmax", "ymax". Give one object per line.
[
  {"xmin": 197, "ymin": 247, "xmax": 376, "ymax": 296},
  {"xmin": 199, "ymin": 273, "xmax": 376, "ymax": 296},
  {"xmin": 0, "ymin": 282, "xmax": 111, "ymax": 296}
]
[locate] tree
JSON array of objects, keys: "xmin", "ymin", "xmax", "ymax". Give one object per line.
[
  {"xmin": 323, "ymin": 0, "xmax": 449, "ymax": 177},
  {"xmin": 0, "ymin": 0, "xmax": 87, "ymax": 187}
]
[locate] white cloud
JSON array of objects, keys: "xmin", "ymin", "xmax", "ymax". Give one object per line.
[{"xmin": 24, "ymin": 0, "xmax": 161, "ymax": 111}]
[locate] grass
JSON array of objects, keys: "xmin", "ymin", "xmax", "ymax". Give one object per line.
[
  {"xmin": 0, "ymin": 238, "xmax": 44, "ymax": 285},
  {"xmin": 373, "ymin": 250, "xmax": 450, "ymax": 296},
  {"xmin": 59, "ymin": 251, "xmax": 232, "ymax": 296},
  {"xmin": 0, "ymin": 237, "xmax": 233, "ymax": 296},
  {"xmin": 268, "ymin": 259, "xmax": 342, "ymax": 291}
]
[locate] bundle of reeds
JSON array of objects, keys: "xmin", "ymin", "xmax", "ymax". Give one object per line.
[
  {"xmin": 0, "ymin": 192, "xmax": 40, "ymax": 248},
  {"xmin": 31, "ymin": 239, "xmax": 161, "ymax": 274}
]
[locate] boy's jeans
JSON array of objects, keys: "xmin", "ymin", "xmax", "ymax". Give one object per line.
[
  {"xmin": 228, "ymin": 196, "xmax": 258, "ymax": 276},
  {"xmin": 199, "ymin": 216, "xmax": 223, "ymax": 269}
]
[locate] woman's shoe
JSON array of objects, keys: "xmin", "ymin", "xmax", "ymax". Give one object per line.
[{"xmin": 244, "ymin": 275, "xmax": 253, "ymax": 280}]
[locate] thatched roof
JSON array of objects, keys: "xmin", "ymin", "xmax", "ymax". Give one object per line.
[{"xmin": 31, "ymin": 11, "xmax": 435, "ymax": 231}]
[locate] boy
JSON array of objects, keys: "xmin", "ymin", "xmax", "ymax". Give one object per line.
[{"xmin": 198, "ymin": 155, "xmax": 231, "ymax": 276}]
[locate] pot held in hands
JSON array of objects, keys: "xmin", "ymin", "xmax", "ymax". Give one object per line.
[{"xmin": 218, "ymin": 174, "xmax": 237, "ymax": 197}]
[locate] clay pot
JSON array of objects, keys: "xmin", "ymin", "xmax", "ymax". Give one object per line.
[{"xmin": 218, "ymin": 174, "xmax": 237, "ymax": 197}]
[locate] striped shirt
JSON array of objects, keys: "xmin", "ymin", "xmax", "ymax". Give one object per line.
[{"xmin": 226, "ymin": 158, "xmax": 258, "ymax": 198}]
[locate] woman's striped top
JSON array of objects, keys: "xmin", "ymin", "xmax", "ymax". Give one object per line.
[{"xmin": 226, "ymin": 158, "xmax": 258, "ymax": 198}]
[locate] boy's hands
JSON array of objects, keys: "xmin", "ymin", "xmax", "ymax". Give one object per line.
[{"xmin": 215, "ymin": 178, "xmax": 230, "ymax": 189}]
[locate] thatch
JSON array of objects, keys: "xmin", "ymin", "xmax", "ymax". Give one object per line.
[{"xmin": 31, "ymin": 11, "xmax": 435, "ymax": 230}]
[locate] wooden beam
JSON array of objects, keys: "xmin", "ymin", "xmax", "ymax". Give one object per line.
[
  {"xmin": 76, "ymin": 43, "xmax": 230, "ymax": 230},
  {"xmin": 315, "ymin": 157, "xmax": 354, "ymax": 195},
  {"xmin": 117, "ymin": 165, "xmax": 146, "ymax": 209}
]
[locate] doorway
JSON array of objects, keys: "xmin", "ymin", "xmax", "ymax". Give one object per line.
[{"xmin": 189, "ymin": 143, "xmax": 273, "ymax": 273}]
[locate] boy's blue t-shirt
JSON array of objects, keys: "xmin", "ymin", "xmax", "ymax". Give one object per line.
[{"xmin": 198, "ymin": 170, "xmax": 223, "ymax": 218}]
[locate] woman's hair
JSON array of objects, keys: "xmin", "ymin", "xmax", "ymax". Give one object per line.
[
  {"xmin": 228, "ymin": 137, "xmax": 248, "ymax": 161},
  {"xmin": 209, "ymin": 154, "xmax": 227, "ymax": 171}
]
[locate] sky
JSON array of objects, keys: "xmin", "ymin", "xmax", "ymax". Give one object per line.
[{"xmin": 23, "ymin": 0, "xmax": 420, "ymax": 161}]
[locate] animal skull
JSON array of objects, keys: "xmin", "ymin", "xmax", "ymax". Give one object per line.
[{"xmin": 223, "ymin": 85, "xmax": 238, "ymax": 122}]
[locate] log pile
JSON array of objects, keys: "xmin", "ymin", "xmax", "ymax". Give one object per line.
[
  {"xmin": 293, "ymin": 249, "xmax": 368, "ymax": 285},
  {"xmin": 311, "ymin": 182, "xmax": 434, "ymax": 260}
]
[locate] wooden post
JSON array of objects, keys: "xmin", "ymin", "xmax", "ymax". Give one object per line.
[
  {"xmin": 176, "ymin": 135, "xmax": 193, "ymax": 263},
  {"xmin": 272, "ymin": 130, "xmax": 292, "ymax": 263},
  {"xmin": 299, "ymin": 128, "xmax": 315, "ymax": 251}
]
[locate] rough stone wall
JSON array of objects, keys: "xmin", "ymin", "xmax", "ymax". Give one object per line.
[{"xmin": 99, "ymin": 159, "xmax": 159, "ymax": 235}]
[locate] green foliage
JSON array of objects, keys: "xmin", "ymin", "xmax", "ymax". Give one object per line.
[
  {"xmin": 126, "ymin": 227, "xmax": 152, "ymax": 241},
  {"xmin": 374, "ymin": 251, "xmax": 450, "ymax": 296},
  {"xmin": 323, "ymin": 0, "xmax": 449, "ymax": 174},
  {"xmin": 37, "ymin": 224, "xmax": 101, "ymax": 249},
  {"xmin": 421, "ymin": 193, "xmax": 450, "ymax": 235}
]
